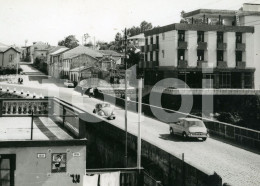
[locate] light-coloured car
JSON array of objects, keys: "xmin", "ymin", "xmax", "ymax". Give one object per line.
[
  {"xmin": 64, "ymin": 80, "xmax": 74, "ymax": 88},
  {"xmin": 169, "ymin": 118, "xmax": 208, "ymax": 141},
  {"xmin": 93, "ymin": 103, "xmax": 116, "ymax": 120}
]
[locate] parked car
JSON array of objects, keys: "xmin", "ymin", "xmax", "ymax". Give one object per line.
[
  {"xmin": 169, "ymin": 118, "xmax": 208, "ymax": 141},
  {"xmin": 64, "ymin": 80, "xmax": 74, "ymax": 88},
  {"xmin": 93, "ymin": 103, "xmax": 116, "ymax": 120}
]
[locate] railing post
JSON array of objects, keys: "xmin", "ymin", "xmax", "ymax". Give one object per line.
[{"xmin": 30, "ymin": 111, "xmax": 34, "ymax": 140}]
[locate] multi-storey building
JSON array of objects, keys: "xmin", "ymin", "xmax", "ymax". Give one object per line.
[{"xmin": 141, "ymin": 4, "xmax": 260, "ymax": 89}]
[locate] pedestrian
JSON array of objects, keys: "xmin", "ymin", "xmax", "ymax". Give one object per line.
[
  {"xmin": 20, "ymin": 78, "xmax": 23, "ymax": 84},
  {"xmin": 18, "ymin": 77, "xmax": 21, "ymax": 84},
  {"xmin": 89, "ymin": 87, "xmax": 94, "ymax": 98}
]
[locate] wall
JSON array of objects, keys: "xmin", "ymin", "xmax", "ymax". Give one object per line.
[
  {"xmin": 80, "ymin": 113, "xmax": 222, "ymax": 186},
  {"xmin": 245, "ymin": 32, "xmax": 254, "ymax": 68},
  {"xmin": 0, "ymin": 145, "xmax": 86, "ymax": 186},
  {"xmin": 226, "ymin": 32, "xmax": 236, "ymax": 68},
  {"xmin": 207, "ymin": 31, "xmax": 217, "ymax": 67},
  {"xmin": 187, "ymin": 30, "xmax": 197, "ymax": 67},
  {"xmin": 159, "ymin": 30, "xmax": 178, "ymax": 67}
]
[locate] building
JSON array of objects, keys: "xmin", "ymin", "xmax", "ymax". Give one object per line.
[
  {"xmin": 127, "ymin": 33, "xmax": 145, "ymax": 48},
  {"xmin": 141, "ymin": 4, "xmax": 260, "ymax": 89},
  {"xmin": 0, "ymin": 42, "xmax": 20, "ymax": 68}
]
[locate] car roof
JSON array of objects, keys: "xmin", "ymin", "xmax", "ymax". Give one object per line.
[{"xmin": 179, "ymin": 117, "xmax": 202, "ymax": 122}]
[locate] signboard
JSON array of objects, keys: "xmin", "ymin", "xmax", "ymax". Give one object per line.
[
  {"xmin": 51, "ymin": 153, "xmax": 67, "ymax": 173},
  {"xmin": 37, "ymin": 153, "xmax": 46, "ymax": 159},
  {"xmin": 73, "ymin": 152, "xmax": 81, "ymax": 157}
]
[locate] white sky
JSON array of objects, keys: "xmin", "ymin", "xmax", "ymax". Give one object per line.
[{"xmin": 0, "ymin": 0, "xmax": 259, "ymax": 46}]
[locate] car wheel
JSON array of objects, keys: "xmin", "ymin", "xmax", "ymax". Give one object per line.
[
  {"xmin": 182, "ymin": 132, "xmax": 188, "ymax": 140},
  {"xmin": 170, "ymin": 128, "xmax": 174, "ymax": 136},
  {"xmin": 202, "ymin": 137, "xmax": 207, "ymax": 141},
  {"xmin": 93, "ymin": 109, "xmax": 96, "ymax": 114}
]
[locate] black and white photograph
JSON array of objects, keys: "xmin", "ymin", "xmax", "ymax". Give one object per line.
[{"xmin": 0, "ymin": 0, "xmax": 260, "ymax": 185}]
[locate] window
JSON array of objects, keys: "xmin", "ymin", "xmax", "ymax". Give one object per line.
[
  {"xmin": 150, "ymin": 52, "xmax": 153, "ymax": 61},
  {"xmin": 156, "ymin": 35, "xmax": 159, "ymax": 45},
  {"xmin": 236, "ymin": 32, "xmax": 242, "ymax": 43},
  {"xmin": 219, "ymin": 72, "xmax": 231, "ymax": 88},
  {"xmin": 197, "ymin": 50, "xmax": 204, "ymax": 61},
  {"xmin": 236, "ymin": 51, "xmax": 242, "ymax": 63},
  {"xmin": 162, "ymin": 50, "xmax": 165, "ymax": 58},
  {"xmin": 156, "ymin": 51, "xmax": 159, "ymax": 62},
  {"xmin": 9, "ymin": 54, "xmax": 14, "ymax": 62},
  {"xmin": 145, "ymin": 38, "xmax": 148, "ymax": 45},
  {"xmin": 0, "ymin": 154, "xmax": 15, "ymax": 186},
  {"xmin": 150, "ymin": 37, "xmax": 153, "ymax": 45},
  {"xmin": 178, "ymin": 49, "xmax": 185, "ymax": 60},
  {"xmin": 217, "ymin": 32, "xmax": 223, "ymax": 43},
  {"xmin": 162, "ymin": 33, "xmax": 165, "ymax": 40},
  {"xmin": 217, "ymin": 50, "xmax": 224, "ymax": 61},
  {"xmin": 244, "ymin": 73, "xmax": 252, "ymax": 88},
  {"xmin": 197, "ymin": 31, "xmax": 204, "ymax": 42},
  {"xmin": 178, "ymin": 30, "xmax": 185, "ymax": 41},
  {"xmin": 145, "ymin": 53, "xmax": 148, "ymax": 62}
]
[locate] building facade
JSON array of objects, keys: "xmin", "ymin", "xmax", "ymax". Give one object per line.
[
  {"xmin": 141, "ymin": 5, "xmax": 259, "ymax": 89},
  {"xmin": 0, "ymin": 42, "xmax": 20, "ymax": 69}
]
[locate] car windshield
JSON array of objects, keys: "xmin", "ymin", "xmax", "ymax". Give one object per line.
[{"xmin": 187, "ymin": 121, "xmax": 205, "ymax": 127}]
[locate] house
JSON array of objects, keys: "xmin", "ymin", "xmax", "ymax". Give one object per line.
[
  {"xmin": 140, "ymin": 3, "xmax": 260, "ymax": 89},
  {"xmin": 30, "ymin": 41, "xmax": 51, "ymax": 63},
  {"xmin": 127, "ymin": 33, "xmax": 145, "ymax": 48},
  {"xmin": 47, "ymin": 46, "xmax": 68, "ymax": 75},
  {"xmin": 0, "ymin": 42, "xmax": 20, "ymax": 69}
]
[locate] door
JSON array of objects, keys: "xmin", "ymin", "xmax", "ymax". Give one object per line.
[{"xmin": 0, "ymin": 154, "xmax": 16, "ymax": 186}]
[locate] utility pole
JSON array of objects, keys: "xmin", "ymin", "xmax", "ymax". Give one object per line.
[
  {"xmin": 124, "ymin": 28, "xmax": 128, "ymax": 167},
  {"xmin": 137, "ymin": 78, "xmax": 143, "ymax": 170}
]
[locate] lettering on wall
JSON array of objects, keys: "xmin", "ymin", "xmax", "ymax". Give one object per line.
[{"xmin": 70, "ymin": 174, "xmax": 80, "ymax": 183}]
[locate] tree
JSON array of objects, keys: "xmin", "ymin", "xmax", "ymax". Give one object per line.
[
  {"xmin": 58, "ymin": 35, "xmax": 79, "ymax": 49},
  {"xmin": 84, "ymin": 41, "xmax": 93, "ymax": 47},
  {"xmin": 140, "ymin": 21, "xmax": 153, "ymax": 33}
]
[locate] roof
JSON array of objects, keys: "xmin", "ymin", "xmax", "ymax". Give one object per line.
[
  {"xmin": 127, "ymin": 33, "xmax": 145, "ymax": 40},
  {"xmin": 0, "ymin": 117, "xmax": 73, "ymax": 140},
  {"xmin": 70, "ymin": 66, "xmax": 92, "ymax": 72},
  {"xmin": 50, "ymin": 47, "xmax": 70, "ymax": 56},
  {"xmin": 48, "ymin": 46, "xmax": 68, "ymax": 54},
  {"xmin": 98, "ymin": 50, "xmax": 123, "ymax": 57},
  {"xmin": 63, "ymin": 45, "xmax": 103, "ymax": 59}
]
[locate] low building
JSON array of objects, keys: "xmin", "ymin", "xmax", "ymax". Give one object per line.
[
  {"xmin": 127, "ymin": 33, "xmax": 145, "ymax": 48},
  {"xmin": 0, "ymin": 42, "xmax": 20, "ymax": 69}
]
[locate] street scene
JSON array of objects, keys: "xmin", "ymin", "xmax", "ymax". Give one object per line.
[{"xmin": 0, "ymin": 0, "xmax": 260, "ymax": 186}]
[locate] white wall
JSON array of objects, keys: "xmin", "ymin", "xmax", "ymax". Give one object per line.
[
  {"xmin": 187, "ymin": 31, "xmax": 197, "ymax": 67},
  {"xmin": 245, "ymin": 33, "xmax": 254, "ymax": 68},
  {"xmin": 159, "ymin": 30, "xmax": 177, "ymax": 67},
  {"xmin": 207, "ymin": 31, "xmax": 217, "ymax": 68},
  {"xmin": 226, "ymin": 32, "xmax": 236, "ymax": 67}
]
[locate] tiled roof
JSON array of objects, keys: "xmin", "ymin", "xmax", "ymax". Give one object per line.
[
  {"xmin": 98, "ymin": 50, "xmax": 123, "ymax": 57},
  {"xmin": 48, "ymin": 46, "xmax": 68, "ymax": 53},
  {"xmin": 63, "ymin": 45, "xmax": 103, "ymax": 59},
  {"xmin": 50, "ymin": 48, "xmax": 70, "ymax": 56}
]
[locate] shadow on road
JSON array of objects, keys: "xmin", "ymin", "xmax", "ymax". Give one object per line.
[{"xmin": 159, "ymin": 134, "xmax": 204, "ymax": 142}]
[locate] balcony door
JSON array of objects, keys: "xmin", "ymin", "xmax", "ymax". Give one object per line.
[{"xmin": 0, "ymin": 154, "xmax": 16, "ymax": 186}]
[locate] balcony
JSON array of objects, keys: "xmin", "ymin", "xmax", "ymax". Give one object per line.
[
  {"xmin": 197, "ymin": 42, "xmax": 207, "ymax": 50},
  {"xmin": 178, "ymin": 60, "xmax": 188, "ymax": 68},
  {"xmin": 197, "ymin": 60, "xmax": 208, "ymax": 68},
  {"xmin": 149, "ymin": 44, "xmax": 158, "ymax": 52},
  {"xmin": 178, "ymin": 41, "xmax": 188, "ymax": 49},
  {"xmin": 217, "ymin": 61, "xmax": 227, "ymax": 68},
  {"xmin": 217, "ymin": 43, "xmax": 227, "ymax": 50},
  {"xmin": 140, "ymin": 46, "xmax": 144, "ymax": 52},
  {"xmin": 152, "ymin": 61, "xmax": 159, "ymax": 67},
  {"xmin": 144, "ymin": 45, "xmax": 149, "ymax": 52},
  {"xmin": 236, "ymin": 43, "xmax": 246, "ymax": 51},
  {"xmin": 236, "ymin": 61, "xmax": 246, "ymax": 69}
]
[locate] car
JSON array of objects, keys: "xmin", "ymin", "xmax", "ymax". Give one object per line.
[
  {"xmin": 64, "ymin": 80, "xmax": 74, "ymax": 88},
  {"xmin": 93, "ymin": 103, "xmax": 116, "ymax": 120},
  {"xmin": 169, "ymin": 118, "xmax": 208, "ymax": 141}
]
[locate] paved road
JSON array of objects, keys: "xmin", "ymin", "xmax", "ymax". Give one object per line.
[{"xmin": 1, "ymin": 64, "xmax": 260, "ymax": 186}]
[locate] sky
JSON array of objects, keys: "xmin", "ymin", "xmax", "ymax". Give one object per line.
[{"xmin": 0, "ymin": 0, "xmax": 260, "ymax": 47}]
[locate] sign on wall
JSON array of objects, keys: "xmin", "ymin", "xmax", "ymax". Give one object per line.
[{"xmin": 51, "ymin": 153, "xmax": 67, "ymax": 173}]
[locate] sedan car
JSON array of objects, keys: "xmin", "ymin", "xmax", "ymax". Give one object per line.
[
  {"xmin": 169, "ymin": 118, "xmax": 208, "ymax": 141},
  {"xmin": 64, "ymin": 80, "xmax": 74, "ymax": 88},
  {"xmin": 93, "ymin": 103, "xmax": 116, "ymax": 120}
]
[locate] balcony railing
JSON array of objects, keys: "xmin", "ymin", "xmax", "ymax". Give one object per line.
[
  {"xmin": 236, "ymin": 43, "xmax": 246, "ymax": 51},
  {"xmin": 152, "ymin": 61, "xmax": 159, "ymax": 67},
  {"xmin": 178, "ymin": 41, "xmax": 188, "ymax": 49},
  {"xmin": 217, "ymin": 43, "xmax": 227, "ymax": 50},
  {"xmin": 197, "ymin": 42, "xmax": 207, "ymax": 50},
  {"xmin": 178, "ymin": 60, "xmax": 188, "ymax": 68},
  {"xmin": 236, "ymin": 61, "xmax": 246, "ymax": 69},
  {"xmin": 217, "ymin": 61, "xmax": 227, "ymax": 68},
  {"xmin": 197, "ymin": 60, "xmax": 208, "ymax": 68},
  {"xmin": 140, "ymin": 46, "xmax": 144, "ymax": 52},
  {"xmin": 144, "ymin": 45, "xmax": 149, "ymax": 53}
]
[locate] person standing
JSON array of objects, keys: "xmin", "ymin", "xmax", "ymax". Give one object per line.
[{"xmin": 89, "ymin": 87, "xmax": 94, "ymax": 98}]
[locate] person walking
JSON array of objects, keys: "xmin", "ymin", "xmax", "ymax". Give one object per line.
[{"xmin": 81, "ymin": 87, "xmax": 84, "ymax": 96}]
